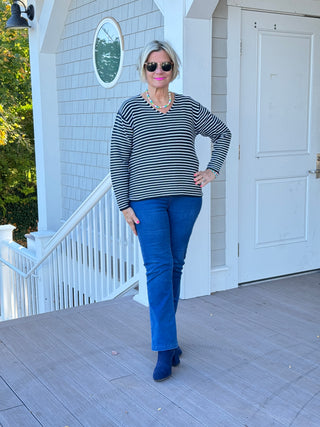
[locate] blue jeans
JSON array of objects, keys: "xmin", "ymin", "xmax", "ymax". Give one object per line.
[{"xmin": 131, "ymin": 196, "xmax": 202, "ymax": 351}]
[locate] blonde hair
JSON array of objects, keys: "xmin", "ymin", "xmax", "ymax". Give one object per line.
[{"xmin": 138, "ymin": 40, "xmax": 180, "ymax": 82}]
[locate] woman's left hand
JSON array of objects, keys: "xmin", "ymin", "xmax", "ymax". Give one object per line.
[{"xmin": 194, "ymin": 169, "xmax": 217, "ymax": 188}]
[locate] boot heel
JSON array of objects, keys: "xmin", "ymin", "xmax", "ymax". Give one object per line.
[{"xmin": 172, "ymin": 346, "xmax": 182, "ymax": 367}]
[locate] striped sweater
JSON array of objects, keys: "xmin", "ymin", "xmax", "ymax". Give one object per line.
[{"xmin": 110, "ymin": 93, "xmax": 231, "ymax": 211}]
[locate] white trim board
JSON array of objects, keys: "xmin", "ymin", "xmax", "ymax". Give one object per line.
[{"xmin": 227, "ymin": 0, "xmax": 320, "ymax": 16}]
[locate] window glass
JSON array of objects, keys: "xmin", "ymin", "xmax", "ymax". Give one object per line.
[{"xmin": 93, "ymin": 18, "xmax": 124, "ymax": 88}]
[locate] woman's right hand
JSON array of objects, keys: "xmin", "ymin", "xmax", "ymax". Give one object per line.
[{"xmin": 122, "ymin": 207, "xmax": 140, "ymax": 236}]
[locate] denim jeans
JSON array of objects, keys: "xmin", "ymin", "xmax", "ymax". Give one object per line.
[{"xmin": 131, "ymin": 196, "xmax": 202, "ymax": 351}]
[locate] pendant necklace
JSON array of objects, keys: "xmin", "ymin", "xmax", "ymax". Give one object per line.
[{"xmin": 146, "ymin": 90, "xmax": 172, "ymax": 109}]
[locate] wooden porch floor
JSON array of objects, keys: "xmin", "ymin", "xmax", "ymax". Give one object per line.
[{"xmin": 1, "ymin": 272, "xmax": 320, "ymax": 426}]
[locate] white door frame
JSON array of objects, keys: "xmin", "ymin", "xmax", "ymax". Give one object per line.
[{"xmin": 226, "ymin": 0, "xmax": 320, "ymax": 288}]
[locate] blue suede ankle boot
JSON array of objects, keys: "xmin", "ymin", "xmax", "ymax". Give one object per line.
[
  {"xmin": 153, "ymin": 349, "xmax": 175, "ymax": 381},
  {"xmin": 172, "ymin": 346, "xmax": 182, "ymax": 367}
]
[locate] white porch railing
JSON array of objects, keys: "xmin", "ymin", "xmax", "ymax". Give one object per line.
[{"xmin": 0, "ymin": 174, "xmax": 142, "ymax": 321}]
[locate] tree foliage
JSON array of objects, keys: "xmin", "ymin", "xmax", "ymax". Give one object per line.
[
  {"xmin": 0, "ymin": 0, "xmax": 37, "ymax": 243},
  {"xmin": 0, "ymin": 2, "xmax": 31, "ymax": 105}
]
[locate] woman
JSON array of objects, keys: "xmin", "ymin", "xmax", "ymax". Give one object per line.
[{"xmin": 110, "ymin": 40, "xmax": 231, "ymax": 381}]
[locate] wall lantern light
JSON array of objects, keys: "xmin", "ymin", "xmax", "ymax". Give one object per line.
[{"xmin": 5, "ymin": 1, "xmax": 35, "ymax": 30}]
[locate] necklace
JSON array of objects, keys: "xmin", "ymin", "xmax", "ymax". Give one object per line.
[{"xmin": 146, "ymin": 90, "xmax": 172, "ymax": 109}]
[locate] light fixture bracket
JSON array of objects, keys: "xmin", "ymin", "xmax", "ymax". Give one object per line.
[
  {"xmin": 24, "ymin": 4, "xmax": 35, "ymax": 21},
  {"xmin": 16, "ymin": 0, "xmax": 35, "ymax": 20}
]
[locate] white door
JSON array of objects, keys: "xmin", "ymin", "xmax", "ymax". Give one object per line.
[{"xmin": 239, "ymin": 11, "xmax": 320, "ymax": 283}]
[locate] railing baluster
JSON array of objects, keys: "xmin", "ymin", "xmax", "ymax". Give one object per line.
[
  {"xmin": 105, "ymin": 191, "xmax": 111, "ymax": 297},
  {"xmin": 111, "ymin": 193, "xmax": 118, "ymax": 294},
  {"xmin": 76, "ymin": 224, "xmax": 83, "ymax": 306},
  {"xmin": 118, "ymin": 205, "xmax": 124, "ymax": 287},
  {"xmin": 99, "ymin": 197, "xmax": 106, "ymax": 300},
  {"xmin": 55, "ymin": 247, "xmax": 61, "ymax": 311},
  {"xmin": 31, "ymin": 264, "xmax": 37, "ymax": 315},
  {"xmin": 47, "ymin": 253, "xmax": 55, "ymax": 312},
  {"xmin": 126, "ymin": 221, "xmax": 131, "ymax": 282},
  {"xmin": 128, "ymin": 223, "xmax": 133, "ymax": 280},
  {"xmin": 81, "ymin": 217, "xmax": 88, "ymax": 304},
  {"xmin": 14, "ymin": 251, "xmax": 19, "ymax": 318},
  {"xmin": 61, "ymin": 240, "xmax": 68, "ymax": 310},
  {"xmin": 93, "ymin": 205, "xmax": 99, "ymax": 302},
  {"xmin": 87, "ymin": 211, "xmax": 94, "ymax": 302},
  {"xmin": 67, "ymin": 235, "xmax": 73, "ymax": 308},
  {"xmin": 71, "ymin": 229, "xmax": 78, "ymax": 307},
  {"xmin": 23, "ymin": 256, "xmax": 29, "ymax": 316}
]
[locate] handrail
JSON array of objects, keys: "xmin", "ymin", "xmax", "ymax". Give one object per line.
[{"xmin": 0, "ymin": 174, "xmax": 112, "ymax": 279}]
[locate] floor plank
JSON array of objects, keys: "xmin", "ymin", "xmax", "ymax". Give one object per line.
[
  {"xmin": 0, "ymin": 405, "xmax": 41, "ymax": 427},
  {"xmin": 0, "ymin": 271, "xmax": 319, "ymax": 426},
  {"xmin": 0, "ymin": 376, "xmax": 21, "ymax": 411},
  {"xmin": 0, "ymin": 342, "xmax": 82, "ymax": 427}
]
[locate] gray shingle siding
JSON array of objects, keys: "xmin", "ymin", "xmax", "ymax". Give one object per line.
[{"xmin": 56, "ymin": 0, "xmax": 163, "ymax": 219}]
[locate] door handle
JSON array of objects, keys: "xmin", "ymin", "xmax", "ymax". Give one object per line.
[
  {"xmin": 309, "ymin": 154, "xmax": 320, "ymax": 178},
  {"xmin": 308, "ymin": 169, "xmax": 320, "ymax": 178}
]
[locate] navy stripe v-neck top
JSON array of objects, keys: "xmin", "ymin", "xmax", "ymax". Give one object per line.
[{"xmin": 110, "ymin": 93, "xmax": 231, "ymax": 211}]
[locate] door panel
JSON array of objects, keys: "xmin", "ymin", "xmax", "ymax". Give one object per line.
[
  {"xmin": 255, "ymin": 177, "xmax": 308, "ymax": 246},
  {"xmin": 258, "ymin": 32, "xmax": 311, "ymax": 155},
  {"xmin": 239, "ymin": 11, "xmax": 320, "ymax": 283}
]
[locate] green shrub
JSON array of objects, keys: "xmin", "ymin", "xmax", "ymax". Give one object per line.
[{"xmin": 0, "ymin": 2, "xmax": 37, "ymax": 246}]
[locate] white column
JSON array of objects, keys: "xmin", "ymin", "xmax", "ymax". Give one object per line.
[
  {"xmin": 180, "ymin": 17, "xmax": 213, "ymax": 298},
  {"xmin": 28, "ymin": 50, "xmax": 62, "ymax": 232},
  {"xmin": 153, "ymin": 0, "xmax": 215, "ymax": 298},
  {"xmin": 28, "ymin": 1, "xmax": 63, "ymax": 232}
]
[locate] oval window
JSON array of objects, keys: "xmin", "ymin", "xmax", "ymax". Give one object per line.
[{"xmin": 93, "ymin": 18, "xmax": 124, "ymax": 88}]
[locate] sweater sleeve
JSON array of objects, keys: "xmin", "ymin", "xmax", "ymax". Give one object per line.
[
  {"xmin": 110, "ymin": 111, "xmax": 133, "ymax": 211},
  {"xmin": 194, "ymin": 102, "xmax": 231, "ymax": 173}
]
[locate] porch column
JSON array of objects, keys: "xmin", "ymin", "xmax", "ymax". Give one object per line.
[
  {"xmin": 28, "ymin": 48, "xmax": 62, "ymax": 232},
  {"xmin": 28, "ymin": 0, "xmax": 71, "ymax": 232},
  {"xmin": 153, "ymin": 0, "xmax": 218, "ymax": 298}
]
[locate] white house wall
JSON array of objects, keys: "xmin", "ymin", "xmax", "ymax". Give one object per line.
[{"xmin": 56, "ymin": 0, "xmax": 164, "ymax": 220}]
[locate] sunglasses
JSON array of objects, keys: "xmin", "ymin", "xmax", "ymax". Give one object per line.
[{"xmin": 144, "ymin": 62, "xmax": 173, "ymax": 72}]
